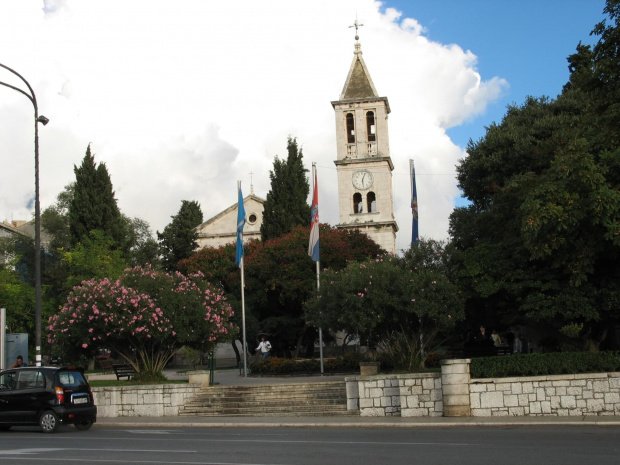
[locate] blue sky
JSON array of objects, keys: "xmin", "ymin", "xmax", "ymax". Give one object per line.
[{"xmin": 385, "ymin": 0, "xmax": 606, "ymax": 148}]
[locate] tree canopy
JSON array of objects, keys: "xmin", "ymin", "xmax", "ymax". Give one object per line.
[
  {"xmin": 449, "ymin": 0, "xmax": 620, "ymax": 350},
  {"xmin": 260, "ymin": 137, "xmax": 311, "ymax": 241},
  {"xmin": 305, "ymin": 240, "xmax": 464, "ymax": 369},
  {"xmin": 69, "ymin": 145, "xmax": 127, "ymax": 250},
  {"xmin": 157, "ymin": 200, "xmax": 203, "ymax": 271},
  {"xmin": 178, "ymin": 223, "xmax": 384, "ymax": 356}
]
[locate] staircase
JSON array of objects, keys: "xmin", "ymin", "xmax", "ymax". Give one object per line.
[{"xmin": 179, "ymin": 381, "xmax": 351, "ymax": 417}]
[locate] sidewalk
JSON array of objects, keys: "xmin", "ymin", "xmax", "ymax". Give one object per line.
[{"xmin": 95, "ymin": 368, "xmax": 620, "ymax": 428}]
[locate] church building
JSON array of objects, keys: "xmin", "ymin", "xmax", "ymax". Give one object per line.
[{"xmin": 332, "ymin": 35, "xmax": 398, "ymax": 254}]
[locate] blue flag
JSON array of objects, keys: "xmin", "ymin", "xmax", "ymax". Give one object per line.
[
  {"xmin": 235, "ymin": 182, "xmax": 246, "ymax": 267},
  {"xmin": 411, "ymin": 160, "xmax": 419, "ymax": 246},
  {"xmin": 308, "ymin": 165, "xmax": 319, "ymax": 261}
]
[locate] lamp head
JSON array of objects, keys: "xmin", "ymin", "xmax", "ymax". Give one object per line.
[{"xmin": 37, "ymin": 115, "xmax": 49, "ymax": 126}]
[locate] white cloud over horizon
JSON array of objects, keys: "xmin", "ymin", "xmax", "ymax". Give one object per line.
[{"xmin": 1, "ymin": 0, "xmax": 507, "ymax": 252}]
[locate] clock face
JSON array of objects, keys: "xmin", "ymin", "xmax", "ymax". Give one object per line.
[{"xmin": 352, "ymin": 170, "xmax": 373, "ymax": 190}]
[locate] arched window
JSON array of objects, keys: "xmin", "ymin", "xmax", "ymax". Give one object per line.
[
  {"xmin": 353, "ymin": 193, "xmax": 363, "ymax": 213},
  {"xmin": 367, "ymin": 192, "xmax": 376, "ymax": 212},
  {"xmin": 346, "ymin": 113, "xmax": 355, "ymax": 143},
  {"xmin": 366, "ymin": 111, "xmax": 376, "ymax": 142}
]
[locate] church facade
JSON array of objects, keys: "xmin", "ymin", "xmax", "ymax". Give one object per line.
[
  {"xmin": 195, "ymin": 193, "xmax": 264, "ymax": 250},
  {"xmin": 332, "ymin": 40, "xmax": 398, "ymax": 254}
]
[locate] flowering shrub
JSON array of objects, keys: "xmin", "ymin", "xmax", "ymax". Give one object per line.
[
  {"xmin": 48, "ymin": 265, "xmax": 235, "ymax": 377},
  {"xmin": 250, "ymin": 354, "xmax": 363, "ymax": 374}
]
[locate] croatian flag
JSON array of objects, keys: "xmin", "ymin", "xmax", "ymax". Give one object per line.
[
  {"xmin": 308, "ymin": 165, "xmax": 320, "ymax": 262},
  {"xmin": 235, "ymin": 182, "xmax": 246, "ymax": 267},
  {"xmin": 411, "ymin": 159, "xmax": 419, "ymax": 246}
]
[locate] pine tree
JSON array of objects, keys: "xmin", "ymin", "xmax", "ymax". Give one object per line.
[
  {"xmin": 157, "ymin": 200, "xmax": 203, "ymax": 271},
  {"xmin": 68, "ymin": 145, "xmax": 126, "ymax": 250},
  {"xmin": 260, "ymin": 137, "xmax": 311, "ymax": 241}
]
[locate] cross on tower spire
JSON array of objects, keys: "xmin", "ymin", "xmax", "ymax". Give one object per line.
[{"xmin": 349, "ymin": 17, "xmax": 364, "ymax": 42}]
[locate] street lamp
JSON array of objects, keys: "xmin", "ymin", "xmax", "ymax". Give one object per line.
[{"xmin": 0, "ymin": 63, "xmax": 48, "ymax": 367}]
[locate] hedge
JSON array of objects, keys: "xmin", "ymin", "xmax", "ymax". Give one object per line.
[{"xmin": 470, "ymin": 351, "xmax": 620, "ymax": 379}]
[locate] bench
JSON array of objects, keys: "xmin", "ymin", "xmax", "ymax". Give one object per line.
[
  {"xmin": 112, "ymin": 364, "xmax": 137, "ymax": 380},
  {"xmin": 98, "ymin": 359, "xmax": 114, "ymax": 373}
]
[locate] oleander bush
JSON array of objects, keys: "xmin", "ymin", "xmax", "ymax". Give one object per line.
[{"xmin": 470, "ymin": 351, "xmax": 620, "ymax": 378}]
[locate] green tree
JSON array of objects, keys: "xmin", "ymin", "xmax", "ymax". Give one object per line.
[
  {"xmin": 260, "ymin": 137, "xmax": 311, "ymax": 241},
  {"xmin": 157, "ymin": 200, "xmax": 203, "ymax": 271},
  {"xmin": 69, "ymin": 145, "xmax": 127, "ymax": 250},
  {"xmin": 178, "ymin": 224, "xmax": 383, "ymax": 357},
  {"xmin": 305, "ymin": 240, "xmax": 464, "ymax": 370},
  {"xmin": 124, "ymin": 216, "xmax": 161, "ymax": 268},
  {"xmin": 450, "ymin": 1, "xmax": 620, "ymax": 349},
  {"xmin": 62, "ymin": 230, "xmax": 128, "ymax": 290}
]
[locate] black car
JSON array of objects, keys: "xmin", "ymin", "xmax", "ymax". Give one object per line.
[{"xmin": 0, "ymin": 366, "xmax": 97, "ymax": 433}]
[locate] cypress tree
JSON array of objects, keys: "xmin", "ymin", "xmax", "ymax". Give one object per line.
[
  {"xmin": 68, "ymin": 145, "xmax": 126, "ymax": 250},
  {"xmin": 157, "ymin": 200, "xmax": 203, "ymax": 271},
  {"xmin": 260, "ymin": 137, "xmax": 311, "ymax": 241}
]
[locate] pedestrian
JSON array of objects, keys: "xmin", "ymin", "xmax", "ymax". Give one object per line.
[
  {"xmin": 491, "ymin": 329, "xmax": 502, "ymax": 347},
  {"xmin": 255, "ymin": 335, "xmax": 272, "ymax": 359},
  {"xmin": 513, "ymin": 334, "xmax": 523, "ymax": 354},
  {"xmin": 9, "ymin": 355, "xmax": 26, "ymax": 368}
]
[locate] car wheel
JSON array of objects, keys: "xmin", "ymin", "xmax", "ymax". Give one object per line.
[
  {"xmin": 39, "ymin": 410, "xmax": 60, "ymax": 433},
  {"xmin": 74, "ymin": 420, "xmax": 93, "ymax": 431}
]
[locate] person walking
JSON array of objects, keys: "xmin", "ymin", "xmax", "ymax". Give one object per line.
[{"xmin": 255, "ymin": 336, "xmax": 272, "ymax": 359}]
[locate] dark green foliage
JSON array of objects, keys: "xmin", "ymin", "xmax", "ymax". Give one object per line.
[
  {"xmin": 124, "ymin": 216, "xmax": 161, "ymax": 268},
  {"xmin": 250, "ymin": 353, "xmax": 364, "ymax": 375},
  {"xmin": 260, "ymin": 137, "xmax": 311, "ymax": 241},
  {"xmin": 69, "ymin": 145, "xmax": 127, "ymax": 250},
  {"xmin": 178, "ymin": 224, "xmax": 383, "ymax": 357},
  {"xmin": 450, "ymin": 1, "xmax": 620, "ymax": 347},
  {"xmin": 157, "ymin": 200, "xmax": 203, "ymax": 271},
  {"xmin": 470, "ymin": 351, "xmax": 620, "ymax": 378}
]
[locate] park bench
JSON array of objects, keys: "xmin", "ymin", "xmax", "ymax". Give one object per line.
[
  {"xmin": 112, "ymin": 364, "xmax": 137, "ymax": 380},
  {"xmin": 98, "ymin": 359, "xmax": 114, "ymax": 373}
]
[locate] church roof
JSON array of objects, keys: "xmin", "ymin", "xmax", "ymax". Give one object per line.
[
  {"xmin": 196, "ymin": 193, "xmax": 265, "ymax": 230},
  {"xmin": 340, "ymin": 42, "xmax": 378, "ymax": 100},
  {"xmin": 335, "ymin": 42, "xmax": 390, "ymax": 112}
]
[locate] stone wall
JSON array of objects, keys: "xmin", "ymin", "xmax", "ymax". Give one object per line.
[
  {"xmin": 92, "ymin": 384, "xmax": 202, "ymax": 417},
  {"xmin": 346, "ymin": 372, "xmax": 443, "ymax": 417},
  {"xmin": 470, "ymin": 372, "xmax": 620, "ymax": 417}
]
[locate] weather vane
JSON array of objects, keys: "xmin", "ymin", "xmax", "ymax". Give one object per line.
[{"xmin": 349, "ymin": 17, "xmax": 364, "ymax": 41}]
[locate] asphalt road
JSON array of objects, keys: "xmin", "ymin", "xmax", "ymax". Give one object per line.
[{"xmin": 1, "ymin": 425, "xmax": 619, "ymax": 465}]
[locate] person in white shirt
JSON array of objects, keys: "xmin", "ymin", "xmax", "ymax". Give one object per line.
[{"xmin": 255, "ymin": 336, "xmax": 272, "ymax": 359}]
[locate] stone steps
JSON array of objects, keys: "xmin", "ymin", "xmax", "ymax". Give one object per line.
[{"xmin": 179, "ymin": 381, "xmax": 351, "ymax": 417}]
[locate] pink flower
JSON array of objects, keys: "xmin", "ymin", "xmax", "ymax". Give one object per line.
[{"xmin": 82, "ymin": 343, "xmax": 88, "ymax": 348}]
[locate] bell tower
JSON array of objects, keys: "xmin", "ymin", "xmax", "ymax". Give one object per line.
[{"xmin": 332, "ymin": 31, "xmax": 398, "ymax": 253}]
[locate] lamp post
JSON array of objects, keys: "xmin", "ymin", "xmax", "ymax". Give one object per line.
[{"xmin": 0, "ymin": 63, "xmax": 48, "ymax": 367}]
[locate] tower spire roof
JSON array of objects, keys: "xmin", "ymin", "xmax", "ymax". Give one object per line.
[{"xmin": 339, "ymin": 37, "xmax": 379, "ymax": 101}]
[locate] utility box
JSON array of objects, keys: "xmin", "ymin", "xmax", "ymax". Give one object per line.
[{"xmin": 5, "ymin": 333, "xmax": 28, "ymax": 368}]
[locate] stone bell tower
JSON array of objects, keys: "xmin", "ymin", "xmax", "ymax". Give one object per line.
[{"xmin": 332, "ymin": 29, "xmax": 398, "ymax": 254}]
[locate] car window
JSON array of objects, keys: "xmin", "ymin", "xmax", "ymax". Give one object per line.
[
  {"xmin": 57, "ymin": 370, "xmax": 88, "ymax": 389},
  {"xmin": 0, "ymin": 372, "xmax": 16, "ymax": 390},
  {"xmin": 16, "ymin": 370, "xmax": 46, "ymax": 390}
]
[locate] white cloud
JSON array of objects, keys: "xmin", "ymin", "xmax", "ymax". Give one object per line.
[{"xmin": 0, "ymin": 0, "xmax": 507, "ymax": 250}]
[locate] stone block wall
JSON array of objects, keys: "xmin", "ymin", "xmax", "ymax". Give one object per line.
[
  {"xmin": 470, "ymin": 372, "xmax": 620, "ymax": 417},
  {"xmin": 93, "ymin": 384, "xmax": 202, "ymax": 417},
  {"xmin": 345, "ymin": 373, "xmax": 443, "ymax": 417}
]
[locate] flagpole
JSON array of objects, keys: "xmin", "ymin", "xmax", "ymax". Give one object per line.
[
  {"xmin": 317, "ymin": 260, "xmax": 324, "ymax": 375},
  {"xmin": 236, "ymin": 180, "xmax": 248, "ymax": 377},
  {"xmin": 241, "ymin": 255, "xmax": 247, "ymax": 377}
]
